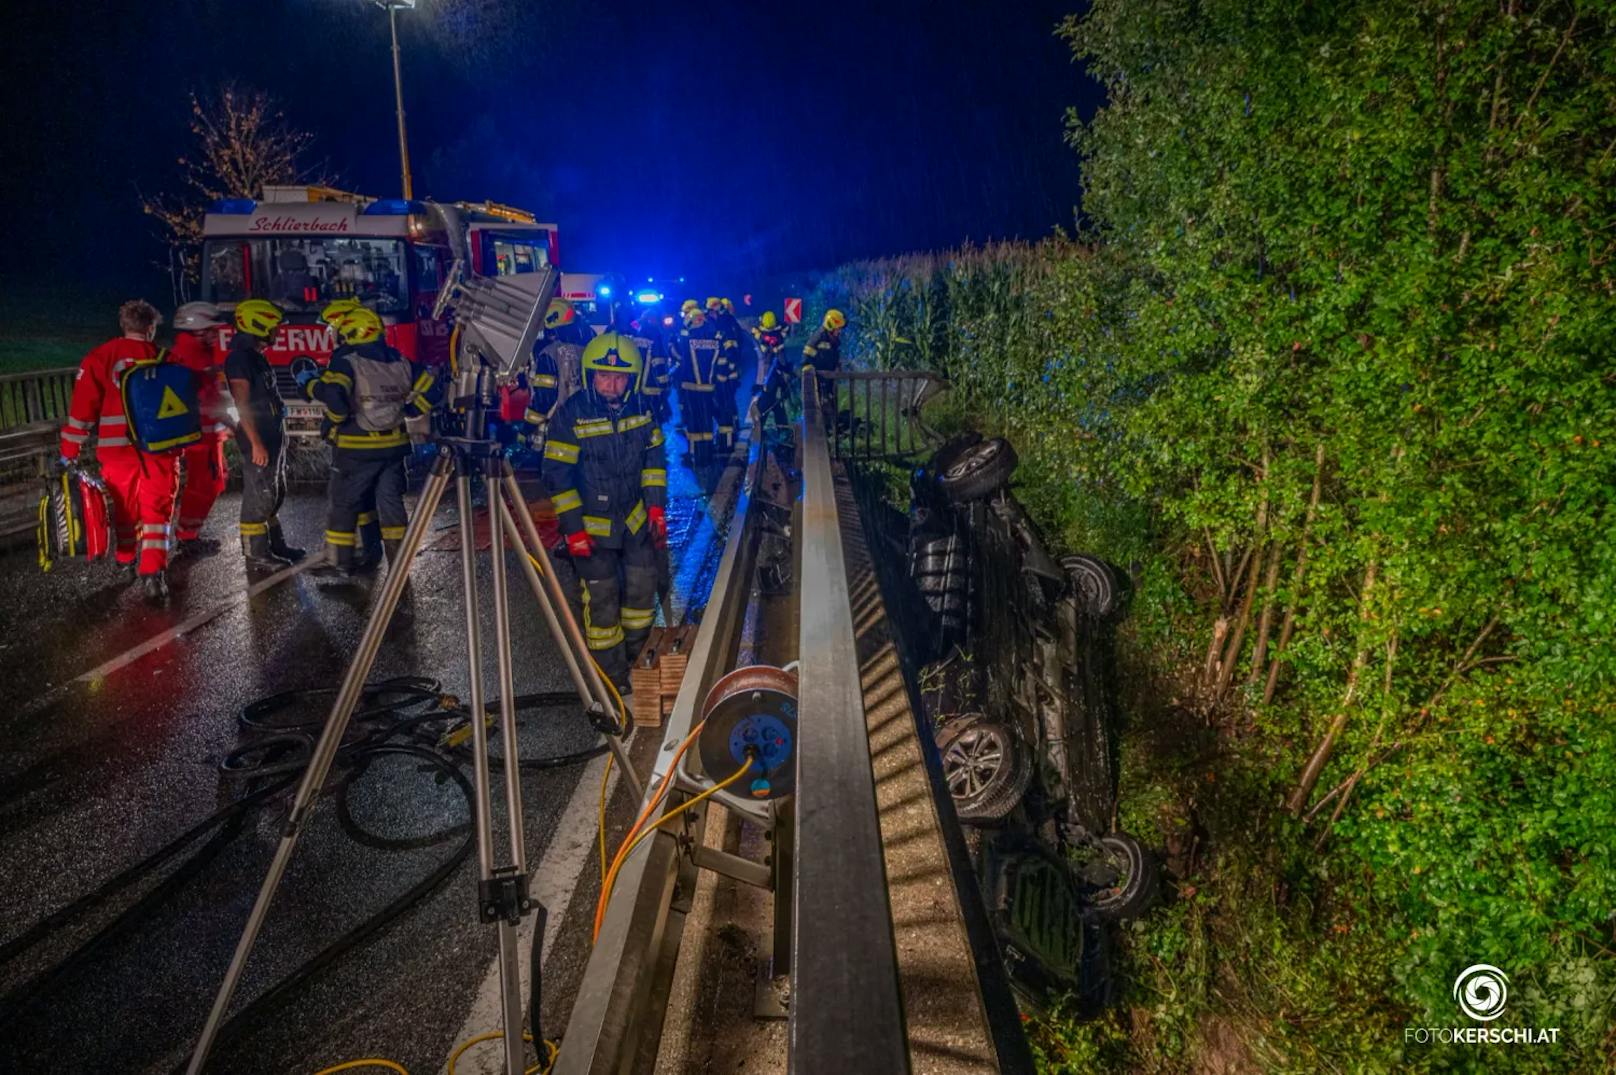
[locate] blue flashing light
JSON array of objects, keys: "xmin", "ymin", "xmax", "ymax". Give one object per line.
[
  {"xmin": 647, "ymin": 276, "xmax": 655, "ymax": 283},
  {"xmin": 362, "ymin": 198, "xmax": 414, "ymax": 216},
  {"xmin": 598, "ymin": 284, "xmax": 613, "ymax": 297},
  {"xmin": 636, "ymin": 290, "xmax": 662, "ymax": 304},
  {"xmin": 210, "ymin": 198, "xmax": 256, "ymax": 214}
]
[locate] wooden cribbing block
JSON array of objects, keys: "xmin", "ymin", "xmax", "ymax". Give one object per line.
[{"xmin": 629, "ymin": 627, "xmax": 666, "ymax": 727}]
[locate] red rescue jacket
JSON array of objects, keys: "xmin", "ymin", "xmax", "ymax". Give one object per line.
[
  {"xmin": 60, "ymin": 337, "xmax": 160, "ymax": 462},
  {"xmin": 169, "ymin": 333, "xmax": 232, "ymax": 441}
]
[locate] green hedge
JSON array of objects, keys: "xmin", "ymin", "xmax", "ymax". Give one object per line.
[{"xmin": 810, "ymin": 1, "xmax": 1616, "ymax": 1069}]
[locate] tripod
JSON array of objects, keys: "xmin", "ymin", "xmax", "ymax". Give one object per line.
[{"xmin": 186, "ymin": 366, "xmax": 644, "ymax": 1075}]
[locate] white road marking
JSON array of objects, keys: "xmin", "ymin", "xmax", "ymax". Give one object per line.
[
  {"xmin": 18, "ymin": 554, "xmax": 318, "ymax": 719},
  {"xmin": 447, "ymin": 749, "xmax": 621, "ymax": 1073}
]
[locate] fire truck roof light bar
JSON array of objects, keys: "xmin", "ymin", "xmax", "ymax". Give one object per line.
[{"xmin": 210, "ymin": 198, "xmax": 257, "ymax": 214}]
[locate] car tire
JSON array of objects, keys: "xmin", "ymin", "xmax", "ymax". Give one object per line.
[
  {"xmin": 925, "ymin": 432, "xmax": 984, "ymax": 484},
  {"xmin": 1061, "ymin": 554, "xmax": 1128, "ymax": 619},
  {"xmin": 1082, "ymin": 832, "xmax": 1161, "ymax": 921},
  {"xmin": 937, "ymin": 437, "xmax": 1018, "ymax": 503},
  {"xmin": 935, "ymin": 715, "xmax": 1031, "ymax": 823}
]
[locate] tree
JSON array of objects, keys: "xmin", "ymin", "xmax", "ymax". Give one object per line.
[{"xmin": 141, "ymin": 85, "xmax": 332, "ymax": 288}]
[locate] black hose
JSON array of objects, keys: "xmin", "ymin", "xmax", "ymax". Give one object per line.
[{"xmin": 1, "ymin": 674, "xmax": 609, "ymax": 1074}]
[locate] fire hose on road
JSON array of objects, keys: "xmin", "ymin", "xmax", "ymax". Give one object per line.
[{"xmin": 0, "ymin": 675, "xmax": 618, "ymax": 1074}]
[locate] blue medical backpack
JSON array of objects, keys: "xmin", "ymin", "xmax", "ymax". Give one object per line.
[{"xmin": 120, "ymin": 350, "xmax": 202, "ymax": 454}]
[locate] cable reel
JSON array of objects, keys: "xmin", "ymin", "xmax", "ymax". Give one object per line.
[{"xmin": 697, "ymin": 665, "xmax": 799, "ymax": 801}]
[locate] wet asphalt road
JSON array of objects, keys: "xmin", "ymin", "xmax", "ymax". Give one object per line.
[{"xmin": 0, "ymin": 392, "xmax": 747, "ymax": 1074}]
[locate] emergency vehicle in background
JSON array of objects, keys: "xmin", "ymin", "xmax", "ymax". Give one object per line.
[
  {"xmin": 200, "ymin": 185, "xmax": 559, "ymax": 402},
  {"xmin": 557, "ymin": 272, "xmax": 628, "ymax": 332}
]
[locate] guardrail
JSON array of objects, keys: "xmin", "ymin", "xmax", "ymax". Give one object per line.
[
  {"xmin": 793, "ymin": 372, "xmax": 911, "ymax": 1070},
  {"xmin": 0, "ymin": 367, "xmax": 76, "ymax": 434},
  {"xmin": 561, "ymin": 390, "xmax": 916, "ymax": 1071},
  {"xmin": 558, "ymin": 419, "xmax": 770, "ymax": 1073},
  {"xmin": 821, "ymin": 369, "xmax": 946, "ymax": 462}
]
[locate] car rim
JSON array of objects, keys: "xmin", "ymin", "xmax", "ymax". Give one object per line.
[
  {"xmin": 945, "ymin": 443, "xmax": 999, "ymax": 482},
  {"xmin": 943, "ymin": 727, "xmax": 1005, "ymax": 798}
]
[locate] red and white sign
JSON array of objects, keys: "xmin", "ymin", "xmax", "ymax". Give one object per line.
[{"xmin": 783, "ymin": 297, "xmax": 803, "ymax": 324}]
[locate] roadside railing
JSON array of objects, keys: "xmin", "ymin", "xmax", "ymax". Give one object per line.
[
  {"xmin": 793, "ymin": 373, "xmax": 911, "ymax": 1071},
  {"xmin": 0, "ymin": 367, "xmax": 76, "ymax": 434},
  {"xmin": 821, "ymin": 369, "xmax": 946, "ymax": 462}
]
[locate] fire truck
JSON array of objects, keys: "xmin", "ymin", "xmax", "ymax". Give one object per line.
[{"xmin": 199, "ymin": 185, "xmax": 559, "ymax": 400}]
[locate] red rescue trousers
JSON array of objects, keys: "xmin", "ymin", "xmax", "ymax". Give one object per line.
[
  {"xmin": 101, "ymin": 454, "xmax": 181, "ymax": 575},
  {"xmin": 177, "ymin": 439, "xmax": 228, "ymax": 541}
]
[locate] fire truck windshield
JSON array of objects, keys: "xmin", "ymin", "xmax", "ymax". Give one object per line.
[{"xmin": 201, "ymin": 237, "xmax": 410, "ymax": 315}]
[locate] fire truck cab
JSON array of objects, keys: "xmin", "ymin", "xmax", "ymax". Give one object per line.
[{"xmin": 200, "ymin": 185, "xmax": 558, "ymax": 399}]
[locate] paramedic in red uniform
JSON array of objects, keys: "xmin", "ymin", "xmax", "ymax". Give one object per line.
[
  {"xmin": 169, "ymin": 302, "xmax": 232, "ymax": 556},
  {"xmin": 58, "ymin": 299, "xmax": 182, "ymax": 602}
]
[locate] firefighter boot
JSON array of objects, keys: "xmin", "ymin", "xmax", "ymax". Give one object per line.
[
  {"xmin": 141, "ymin": 571, "xmax": 171, "ymax": 605},
  {"xmin": 241, "ymin": 532, "xmax": 284, "ymax": 572},
  {"xmin": 310, "ymin": 542, "xmax": 360, "ymax": 581},
  {"xmin": 267, "ymin": 518, "xmax": 306, "ymax": 565},
  {"xmin": 383, "ymin": 539, "xmax": 406, "ymax": 571}
]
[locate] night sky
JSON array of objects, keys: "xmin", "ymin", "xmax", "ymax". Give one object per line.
[{"xmin": 0, "ymin": 1, "xmax": 1098, "ymax": 304}]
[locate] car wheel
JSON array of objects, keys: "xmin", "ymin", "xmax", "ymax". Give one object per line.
[
  {"xmin": 1081, "ymin": 832, "xmax": 1160, "ymax": 921},
  {"xmin": 1061, "ymin": 554, "xmax": 1128, "ymax": 619},
  {"xmin": 935, "ymin": 715, "xmax": 1031, "ymax": 823},
  {"xmin": 937, "ymin": 437, "xmax": 1018, "ymax": 503},
  {"xmin": 925, "ymin": 432, "xmax": 984, "ymax": 482}
]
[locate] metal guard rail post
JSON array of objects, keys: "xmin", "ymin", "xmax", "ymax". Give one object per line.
[{"xmin": 793, "ymin": 370, "xmax": 910, "ymax": 1072}]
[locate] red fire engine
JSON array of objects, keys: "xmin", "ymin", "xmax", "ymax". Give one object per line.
[{"xmin": 200, "ymin": 185, "xmax": 559, "ymax": 397}]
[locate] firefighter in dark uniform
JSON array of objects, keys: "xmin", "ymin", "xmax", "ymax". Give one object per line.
[
  {"xmin": 542, "ymin": 332, "xmax": 668, "ymax": 690},
  {"xmin": 671, "ymin": 305, "xmax": 733, "ymax": 467},
  {"xmin": 523, "ymin": 299, "xmax": 593, "ymax": 445},
  {"xmin": 619, "ymin": 304, "xmax": 672, "ymax": 422},
  {"xmin": 296, "ymin": 305, "xmax": 439, "ymax": 577},
  {"xmin": 225, "ymin": 299, "xmax": 306, "ymax": 570},
  {"xmin": 751, "ymin": 309, "xmax": 793, "ymax": 432},
  {"xmin": 705, "ymin": 297, "xmax": 743, "ymax": 455},
  {"xmin": 801, "ymin": 307, "xmax": 847, "ymax": 425}
]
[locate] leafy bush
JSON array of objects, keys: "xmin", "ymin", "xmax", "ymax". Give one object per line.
[{"xmin": 815, "ymin": 1, "xmax": 1616, "ymax": 1068}]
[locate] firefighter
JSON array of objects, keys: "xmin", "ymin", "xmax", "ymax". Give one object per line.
[
  {"xmin": 618, "ymin": 302, "xmax": 672, "ymax": 422},
  {"xmin": 671, "ymin": 305, "xmax": 732, "ymax": 466},
  {"xmin": 751, "ymin": 309, "xmax": 793, "ymax": 432},
  {"xmin": 541, "ymin": 332, "xmax": 667, "ymax": 689},
  {"xmin": 169, "ymin": 302, "xmax": 232, "ymax": 556},
  {"xmin": 703, "ymin": 297, "xmax": 743, "ymax": 455},
  {"xmin": 297, "ymin": 305, "xmax": 439, "ymax": 578},
  {"xmin": 313, "ymin": 298, "xmax": 382, "ymax": 566},
  {"xmin": 801, "ymin": 308, "xmax": 847, "ymax": 424},
  {"xmin": 58, "ymin": 299, "xmax": 183, "ymax": 601},
  {"xmin": 226, "ymin": 299, "xmax": 306, "ymax": 570},
  {"xmin": 523, "ymin": 299, "xmax": 593, "ymax": 447}
]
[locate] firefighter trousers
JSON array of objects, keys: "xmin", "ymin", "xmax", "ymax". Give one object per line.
[
  {"xmin": 713, "ymin": 387, "xmax": 738, "ymax": 456},
  {"xmin": 177, "ymin": 438, "xmax": 228, "ymax": 540},
  {"xmin": 678, "ymin": 383, "xmax": 715, "ymax": 466},
  {"xmin": 238, "ymin": 429, "xmax": 288, "ymax": 544},
  {"xmin": 101, "ymin": 453, "xmax": 180, "ymax": 576},
  {"xmin": 575, "ymin": 530, "xmax": 658, "ymax": 686},
  {"xmin": 325, "ymin": 452, "xmax": 407, "ymax": 568}
]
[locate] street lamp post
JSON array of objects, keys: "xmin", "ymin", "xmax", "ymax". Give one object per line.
[{"xmin": 377, "ymin": 0, "xmax": 416, "ymax": 199}]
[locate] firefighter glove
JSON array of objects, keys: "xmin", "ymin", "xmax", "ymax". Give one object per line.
[
  {"xmin": 565, "ymin": 530, "xmax": 594, "ymax": 559},
  {"xmin": 647, "ymin": 506, "xmax": 668, "ymax": 549}
]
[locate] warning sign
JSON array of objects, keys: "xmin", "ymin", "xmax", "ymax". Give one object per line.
[
  {"xmin": 783, "ymin": 297, "xmax": 803, "ymax": 325},
  {"xmin": 157, "ymin": 387, "xmax": 190, "ymax": 418}
]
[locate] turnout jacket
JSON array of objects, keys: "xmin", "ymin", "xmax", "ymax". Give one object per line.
[
  {"xmin": 623, "ymin": 319, "xmax": 671, "ymax": 407},
  {"xmin": 671, "ymin": 320, "xmax": 738, "ymax": 391},
  {"xmin": 541, "ymin": 391, "xmax": 667, "ymax": 548},
  {"xmin": 60, "ymin": 337, "xmax": 162, "ymax": 462},
  {"xmin": 524, "ymin": 332, "xmax": 585, "ymax": 430},
  {"xmin": 305, "ymin": 340, "xmax": 439, "ymax": 457},
  {"xmin": 801, "ymin": 327, "xmax": 842, "ymax": 375}
]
